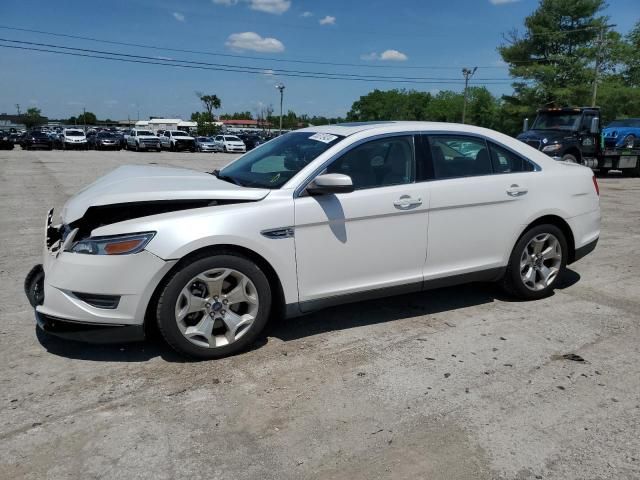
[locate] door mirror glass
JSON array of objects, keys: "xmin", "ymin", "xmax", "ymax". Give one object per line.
[
  {"xmin": 590, "ymin": 117, "xmax": 599, "ymax": 134},
  {"xmin": 306, "ymin": 173, "xmax": 354, "ymax": 195}
]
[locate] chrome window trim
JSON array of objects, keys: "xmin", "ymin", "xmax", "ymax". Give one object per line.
[{"xmin": 293, "ymin": 129, "xmax": 542, "ymax": 197}]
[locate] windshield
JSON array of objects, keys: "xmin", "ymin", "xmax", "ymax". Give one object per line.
[
  {"xmin": 224, "ymin": 136, "xmax": 242, "ymax": 142},
  {"xmin": 137, "ymin": 130, "xmax": 154, "ymax": 136},
  {"xmin": 219, "ymin": 131, "xmax": 344, "ymax": 189},
  {"xmin": 98, "ymin": 132, "xmax": 115, "ymax": 138},
  {"xmin": 66, "ymin": 130, "xmax": 84, "ymax": 136},
  {"xmin": 172, "ymin": 131, "xmax": 188, "ymax": 136},
  {"xmin": 531, "ymin": 112, "xmax": 581, "ymax": 131},
  {"xmin": 197, "ymin": 137, "xmax": 212, "ymax": 142},
  {"xmin": 606, "ymin": 119, "xmax": 640, "ymax": 128}
]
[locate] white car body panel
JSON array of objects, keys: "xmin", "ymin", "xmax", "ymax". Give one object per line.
[
  {"xmin": 294, "ymin": 183, "xmax": 429, "ymax": 303},
  {"xmin": 35, "ymin": 121, "xmax": 600, "ymax": 330},
  {"xmin": 61, "ymin": 165, "xmax": 270, "ymax": 223}
]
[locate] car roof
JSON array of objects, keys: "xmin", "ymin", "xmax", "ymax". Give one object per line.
[{"xmin": 295, "ymin": 121, "xmax": 504, "ymax": 137}]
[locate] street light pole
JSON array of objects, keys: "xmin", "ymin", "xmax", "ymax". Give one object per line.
[
  {"xmin": 275, "ymin": 84, "xmax": 285, "ymax": 134},
  {"xmin": 591, "ymin": 24, "xmax": 616, "ymax": 107},
  {"xmin": 461, "ymin": 67, "xmax": 477, "ymax": 124}
]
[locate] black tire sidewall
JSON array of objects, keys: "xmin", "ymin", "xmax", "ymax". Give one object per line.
[
  {"xmin": 157, "ymin": 254, "xmax": 272, "ymax": 359},
  {"xmin": 561, "ymin": 153, "xmax": 577, "ymax": 163},
  {"xmin": 506, "ymin": 224, "xmax": 568, "ymax": 300}
]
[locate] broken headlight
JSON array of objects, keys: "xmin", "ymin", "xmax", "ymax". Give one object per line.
[{"xmin": 67, "ymin": 232, "xmax": 155, "ymax": 255}]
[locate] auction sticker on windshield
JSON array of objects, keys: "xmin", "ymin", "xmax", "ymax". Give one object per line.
[{"xmin": 309, "ymin": 133, "xmax": 338, "ymax": 144}]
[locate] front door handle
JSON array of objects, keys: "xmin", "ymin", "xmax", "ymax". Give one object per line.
[
  {"xmin": 394, "ymin": 195, "xmax": 422, "ymax": 209},
  {"xmin": 506, "ymin": 184, "xmax": 528, "ymax": 197}
]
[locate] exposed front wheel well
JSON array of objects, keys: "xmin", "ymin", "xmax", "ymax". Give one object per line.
[
  {"xmin": 519, "ymin": 215, "xmax": 576, "ymax": 263},
  {"xmin": 144, "ymin": 244, "xmax": 286, "ymax": 333}
]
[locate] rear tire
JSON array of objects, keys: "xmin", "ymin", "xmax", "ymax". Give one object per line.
[
  {"xmin": 501, "ymin": 224, "xmax": 567, "ymax": 300},
  {"xmin": 156, "ymin": 253, "xmax": 272, "ymax": 359}
]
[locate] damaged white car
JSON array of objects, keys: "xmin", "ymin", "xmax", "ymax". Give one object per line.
[{"xmin": 25, "ymin": 122, "xmax": 600, "ymax": 359}]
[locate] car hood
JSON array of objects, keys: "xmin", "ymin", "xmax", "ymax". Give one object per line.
[
  {"xmin": 61, "ymin": 165, "xmax": 270, "ymax": 223},
  {"xmin": 137, "ymin": 135, "xmax": 159, "ymax": 139},
  {"xmin": 517, "ymin": 129, "xmax": 574, "ymax": 144},
  {"xmin": 603, "ymin": 126, "xmax": 637, "ymax": 136}
]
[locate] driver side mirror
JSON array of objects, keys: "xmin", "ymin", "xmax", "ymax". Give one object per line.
[
  {"xmin": 306, "ymin": 173, "xmax": 354, "ymax": 195},
  {"xmin": 590, "ymin": 117, "xmax": 599, "ymax": 134}
]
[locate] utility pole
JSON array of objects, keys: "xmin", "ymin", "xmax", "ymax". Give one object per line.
[
  {"xmin": 83, "ymin": 107, "xmax": 86, "ymax": 131},
  {"xmin": 275, "ymin": 83, "xmax": 285, "ymax": 134},
  {"xmin": 461, "ymin": 67, "xmax": 477, "ymax": 124},
  {"xmin": 591, "ymin": 24, "xmax": 616, "ymax": 107},
  {"xmin": 15, "ymin": 104, "xmax": 21, "ymax": 116}
]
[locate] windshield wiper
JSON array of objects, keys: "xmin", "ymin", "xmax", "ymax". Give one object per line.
[{"xmin": 211, "ymin": 169, "xmax": 243, "ymax": 187}]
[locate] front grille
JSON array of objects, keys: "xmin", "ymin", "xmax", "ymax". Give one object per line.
[
  {"xmin": 73, "ymin": 292, "xmax": 121, "ymax": 309},
  {"xmin": 525, "ymin": 140, "xmax": 541, "ymax": 150}
]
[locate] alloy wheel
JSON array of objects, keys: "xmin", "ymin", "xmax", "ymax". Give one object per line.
[
  {"xmin": 519, "ymin": 233, "xmax": 562, "ymax": 291},
  {"xmin": 174, "ymin": 268, "xmax": 259, "ymax": 349}
]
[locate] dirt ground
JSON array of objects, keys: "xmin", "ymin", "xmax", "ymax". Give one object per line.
[{"xmin": 1, "ymin": 147, "xmax": 639, "ymax": 480}]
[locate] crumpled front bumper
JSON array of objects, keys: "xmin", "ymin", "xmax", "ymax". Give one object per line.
[{"xmin": 32, "ymin": 209, "xmax": 177, "ymax": 343}]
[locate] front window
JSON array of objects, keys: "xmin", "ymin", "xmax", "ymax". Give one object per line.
[
  {"xmin": 137, "ymin": 130, "xmax": 154, "ymax": 136},
  {"xmin": 532, "ymin": 112, "xmax": 581, "ymax": 131},
  {"xmin": 219, "ymin": 131, "xmax": 344, "ymax": 189}
]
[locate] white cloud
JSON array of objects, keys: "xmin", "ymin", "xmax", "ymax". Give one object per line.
[
  {"xmin": 212, "ymin": 0, "xmax": 289, "ymax": 14},
  {"xmin": 489, "ymin": 0, "xmax": 520, "ymax": 4},
  {"xmin": 249, "ymin": 0, "xmax": 290, "ymax": 14},
  {"xmin": 319, "ymin": 15, "xmax": 336, "ymax": 25},
  {"xmin": 225, "ymin": 32, "xmax": 285, "ymax": 53},
  {"xmin": 172, "ymin": 12, "xmax": 185, "ymax": 22},
  {"xmin": 380, "ymin": 49, "xmax": 408, "ymax": 61},
  {"xmin": 301, "ymin": 11, "xmax": 313, "ymax": 17},
  {"xmin": 360, "ymin": 52, "xmax": 379, "ymax": 61},
  {"xmin": 361, "ymin": 50, "xmax": 409, "ymax": 62}
]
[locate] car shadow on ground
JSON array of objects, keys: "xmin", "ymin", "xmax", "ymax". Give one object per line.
[{"xmin": 35, "ymin": 269, "xmax": 581, "ymax": 363}]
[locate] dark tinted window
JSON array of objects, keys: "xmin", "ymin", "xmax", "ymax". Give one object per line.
[
  {"xmin": 427, "ymin": 135, "xmax": 491, "ymax": 179},
  {"xmin": 327, "ymin": 136, "xmax": 414, "ymax": 190},
  {"xmin": 488, "ymin": 142, "xmax": 534, "ymax": 173}
]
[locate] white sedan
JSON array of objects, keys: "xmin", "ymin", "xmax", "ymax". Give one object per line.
[
  {"xmin": 213, "ymin": 134, "xmax": 247, "ymax": 153},
  {"xmin": 25, "ymin": 121, "xmax": 600, "ymax": 359}
]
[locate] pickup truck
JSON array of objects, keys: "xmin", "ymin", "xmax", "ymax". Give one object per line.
[
  {"xmin": 126, "ymin": 129, "xmax": 161, "ymax": 152},
  {"xmin": 518, "ymin": 106, "xmax": 640, "ymax": 177},
  {"xmin": 160, "ymin": 130, "xmax": 196, "ymax": 152}
]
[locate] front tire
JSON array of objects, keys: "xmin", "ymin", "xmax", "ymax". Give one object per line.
[
  {"xmin": 501, "ymin": 224, "xmax": 567, "ymax": 300},
  {"xmin": 156, "ymin": 253, "xmax": 272, "ymax": 359},
  {"xmin": 561, "ymin": 153, "xmax": 577, "ymax": 163}
]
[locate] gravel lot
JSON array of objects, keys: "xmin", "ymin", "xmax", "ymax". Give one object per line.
[{"xmin": 1, "ymin": 148, "xmax": 639, "ymax": 480}]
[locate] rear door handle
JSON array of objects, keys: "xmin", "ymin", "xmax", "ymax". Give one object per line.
[
  {"xmin": 506, "ymin": 184, "xmax": 528, "ymax": 197},
  {"xmin": 394, "ymin": 195, "xmax": 422, "ymax": 209}
]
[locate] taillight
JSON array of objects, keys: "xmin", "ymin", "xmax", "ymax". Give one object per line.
[{"xmin": 592, "ymin": 175, "xmax": 599, "ymax": 196}]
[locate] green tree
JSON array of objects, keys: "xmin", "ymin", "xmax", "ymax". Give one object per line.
[
  {"xmin": 196, "ymin": 92, "xmax": 221, "ymax": 121},
  {"xmin": 74, "ymin": 111, "xmax": 97, "ymax": 125},
  {"xmin": 347, "ymin": 89, "xmax": 432, "ymax": 121},
  {"xmin": 190, "ymin": 111, "xmax": 221, "ymax": 136},
  {"xmin": 22, "ymin": 107, "xmax": 46, "ymax": 129},
  {"xmin": 498, "ymin": 0, "xmax": 609, "ymax": 133}
]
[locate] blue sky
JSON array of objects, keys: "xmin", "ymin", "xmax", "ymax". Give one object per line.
[{"xmin": 0, "ymin": 0, "xmax": 638, "ymax": 120}]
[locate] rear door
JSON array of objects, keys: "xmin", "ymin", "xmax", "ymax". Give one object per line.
[{"xmin": 421, "ymin": 134, "xmax": 539, "ymax": 280}]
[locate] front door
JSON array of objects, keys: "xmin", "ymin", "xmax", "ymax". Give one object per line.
[{"xmin": 294, "ymin": 135, "xmax": 429, "ymax": 307}]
